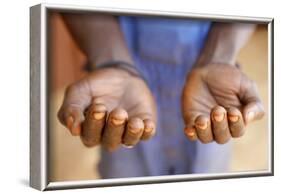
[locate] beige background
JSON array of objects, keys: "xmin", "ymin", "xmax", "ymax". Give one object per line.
[{"xmin": 48, "ymin": 13, "xmax": 269, "ymax": 181}]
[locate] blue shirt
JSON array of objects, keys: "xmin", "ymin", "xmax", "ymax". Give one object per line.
[{"xmin": 98, "ymin": 16, "xmax": 231, "ymax": 178}]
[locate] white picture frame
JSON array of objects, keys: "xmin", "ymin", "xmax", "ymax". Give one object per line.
[{"xmin": 30, "ymin": 3, "xmax": 274, "ymax": 191}]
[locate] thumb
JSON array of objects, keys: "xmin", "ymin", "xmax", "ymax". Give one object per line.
[
  {"xmin": 239, "ymin": 75, "xmax": 265, "ymax": 125},
  {"xmin": 58, "ymin": 83, "xmax": 92, "ymax": 136},
  {"xmin": 58, "ymin": 108, "xmax": 85, "ymax": 136}
]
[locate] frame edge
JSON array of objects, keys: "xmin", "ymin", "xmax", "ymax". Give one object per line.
[{"xmin": 30, "ymin": 3, "xmax": 45, "ymax": 191}]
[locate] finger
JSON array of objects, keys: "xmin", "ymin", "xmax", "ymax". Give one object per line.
[
  {"xmin": 194, "ymin": 115, "xmax": 213, "ymax": 143},
  {"xmin": 243, "ymin": 101, "xmax": 265, "ymax": 125},
  {"xmin": 141, "ymin": 119, "xmax": 156, "ymax": 140},
  {"xmin": 227, "ymin": 107, "xmax": 245, "ymax": 138},
  {"xmin": 123, "ymin": 117, "xmax": 144, "ymax": 147},
  {"xmin": 184, "ymin": 125, "xmax": 198, "ymax": 141},
  {"xmin": 211, "ymin": 106, "xmax": 231, "ymax": 144},
  {"xmin": 81, "ymin": 103, "xmax": 107, "ymax": 147},
  {"xmin": 102, "ymin": 108, "xmax": 128, "ymax": 151},
  {"xmin": 182, "ymin": 110, "xmax": 201, "ymax": 140},
  {"xmin": 239, "ymin": 77, "xmax": 265, "ymax": 125},
  {"xmin": 58, "ymin": 83, "xmax": 92, "ymax": 135},
  {"xmin": 58, "ymin": 107, "xmax": 84, "ymax": 136}
]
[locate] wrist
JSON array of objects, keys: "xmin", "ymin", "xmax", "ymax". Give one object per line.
[
  {"xmin": 196, "ymin": 49, "xmax": 237, "ymax": 67},
  {"xmin": 194, "ymin": 60, "xmax": 240, "ymax": 70},
  {"xmin": 196, "ymin": 23, "xmax": 249, "ymax": 67},
  {"xmin": 86, "ymin": 60, "xmax": 146, "ymax": 81}
]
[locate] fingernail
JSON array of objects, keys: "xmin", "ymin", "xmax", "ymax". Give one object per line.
[
  {"xmin": 129, "ymin": 127, "xmax": 142, "ymax": 134},
  {"xmin": 71, "ymin": 125, "xmax": 81, "ymax": 136},
  {"xmin": 92, "ymin": 112, "xmax": 106, "ymax": 120},
  {"xmin": 247, "ymin": 111, "xmax": 255, "ymax": 122},
  {"xmin": 213, "ymin": 113, "xmax": 224, "ymax": 122},
  {"xmin": 111, "ymin": 118, "xmax": 125, "ymax": 125},
  {"xmin": 128, "ymin": 120, "xmax": 144, "ymax": 134},
  {"xmin": 196, "ymin": 122, "xmax": 208, "ymax": 130},
  {"xmin": 187, "ymin": 131, "xmax": 195, "ymax": 137},
  {"xmin": 144, "ymin": 127, "xmax": 153, "ymax": 133},
  {"xmin": 66, "ymin": 116, "xmax": 74, "ymax": 130},
  {"xmin": 128, "ymin": 123, "xmax": 142, "ymax": 134},
  {"xmin": 229, "ymin": 115, "xmax": 239, "ymax": 122}
]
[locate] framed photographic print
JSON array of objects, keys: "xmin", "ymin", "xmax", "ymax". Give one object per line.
[{"xmin": 30, "ymin": 3, "xmax": 274, "ymax": 191}]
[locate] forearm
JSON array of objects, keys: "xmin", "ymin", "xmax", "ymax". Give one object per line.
[
  {"xmin": 62, "ymin": 13, "xmax": 133, "ymax": 69},
  {"xmin": 196, "ymin": 22, "xmax": 256, "ymax": 66}
]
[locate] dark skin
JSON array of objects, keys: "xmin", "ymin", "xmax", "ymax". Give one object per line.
[
  {"xmin": 182, "ymin": 64, "xmax": 264, "ymax": 143},
  {"xmin": 58, "ymin": 67, "xmax": 156, "ymax": 151},
  {"xmin": 182, "ymin": 23, "xmax": 265, "ymax": 143},
  {"xmin": 58, "ymin": 13, "xmax": 264, "ymax": 151},
  {"xmin": 58, "ymin": 13, "xmax": 156, "ymax": 151}
]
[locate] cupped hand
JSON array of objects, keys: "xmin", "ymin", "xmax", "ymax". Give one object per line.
[
  {"xmin": 58, "ymin": 68, "xmax": 157, "ymax": 151},
  {"xmin": 182, "ymin": 64, "xmax": 264, "ymax": 144}
]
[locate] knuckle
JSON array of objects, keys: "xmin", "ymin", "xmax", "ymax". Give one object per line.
[
  {"xmin": 199, "ymin": 138, "xmax": 211, "ymax": 144},
  {"xmin": 212, "ymin": 105, "xmax": 226, "ymax": 113},
  {"xmin": 145, "ymin": 131, "xmax": 154, "ymax": 139},
  {"xmin": 215, "ymin": 137, "xmax": 230, "ymax": 144},
  {"xmin": 106, "ymin": 146, "xmax": 118, "ymax": 152},
  {"xmin": 188, "ymin": 136, "xmax": 196, "ymax": 141},
  {"xmin": 81, "ymin": 139, "xmax": 95, "ymax": 148},
  {"xmin": 236, "ymin": 131, "xmax": 245, "ymax": 138}
]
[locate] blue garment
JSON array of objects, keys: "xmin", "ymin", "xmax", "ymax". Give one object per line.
[{"xmin": 98, "ymin": 17, "xmax": 232, "ymax": 178}]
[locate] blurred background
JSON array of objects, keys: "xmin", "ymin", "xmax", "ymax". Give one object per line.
[{"xmin": 48, "ymin": 12, "xmax": 269, "ymax": 181}]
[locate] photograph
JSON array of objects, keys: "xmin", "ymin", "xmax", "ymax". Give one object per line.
[{"xmin": 30, "ymin": 3, "xmax": 273, "ymax": 190}]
